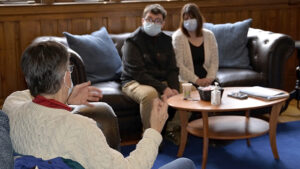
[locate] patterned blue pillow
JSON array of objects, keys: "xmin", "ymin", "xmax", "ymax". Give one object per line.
[
  {"xmin": 204, "ymin": 19, "xmax": 252, "ymax": 69},
  {"xmin": 64, "ymin": 27, "xmax": 122, "ymax": 83}
]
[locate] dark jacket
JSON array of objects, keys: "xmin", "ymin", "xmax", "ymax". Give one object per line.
[{"xmin": 121, "ymin": 27, "xmax": 179, "ymax": 94}]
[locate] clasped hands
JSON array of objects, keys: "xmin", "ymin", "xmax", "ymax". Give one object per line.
[
  {"xmin": 195, "ymin": 78, "xmax": 214, "ymax": 87},
  {"xmin": 67, "ymin": 81, "xmax": 102, "ymax": 107},
  {"xmin": 163, "ymin": 87, "xmax": 179, "ymax": 98}
]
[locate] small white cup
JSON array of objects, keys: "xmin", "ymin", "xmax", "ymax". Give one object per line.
[{"xmin": 182, "ymin": 83, "xmax": 192, "ymax": 100}]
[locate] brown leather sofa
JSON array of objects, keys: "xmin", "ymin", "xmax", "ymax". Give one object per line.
[{"xmin": 34, "ymin": 28, "xmax": 295, "ymax": 144}]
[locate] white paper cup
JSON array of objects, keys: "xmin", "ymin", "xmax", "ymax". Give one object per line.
[{"xmin": 182, "ymin": 83, "xmax": 192, "ymax": 99}]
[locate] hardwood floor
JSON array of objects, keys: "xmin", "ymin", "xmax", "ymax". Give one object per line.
[{"xmin": 278, "ymin": 100, "xmax": 300, "ymax": 123}]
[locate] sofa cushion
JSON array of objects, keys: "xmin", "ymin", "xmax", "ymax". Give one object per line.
[
  {"xmin": 204, "ymin": 19, "xmax": 252, "ymax": 69},
  {"xmin": 217, "ymin": 68, "xmax": 265, "ymax": 87},
  {"xmin": 92, "ymin": 81, "xmax": 139, "ymax": 113},
  {"xmin": 64, "ymin": 27, "xmax": 122, "ymax": 83}
]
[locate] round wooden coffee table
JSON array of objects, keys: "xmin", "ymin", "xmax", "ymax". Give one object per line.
[{"xmin": 167, "ymin": 87, "xmax": 288, "ymax": 169}]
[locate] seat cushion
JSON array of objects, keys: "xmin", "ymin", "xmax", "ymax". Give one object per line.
[
  {"xmin": 93, "ymin": 81, "xmax": 139, "ymax": 115},
  {"xmin": 217, "ymin": 68, "xmax": 266, "ymax": 87}
]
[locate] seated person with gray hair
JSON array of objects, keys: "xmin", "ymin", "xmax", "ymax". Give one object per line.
[{"xmin": 3, "ymin": 40, "xmax": 196, "ymax": 169}]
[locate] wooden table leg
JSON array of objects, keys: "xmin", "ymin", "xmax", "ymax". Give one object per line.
[
  {"xmin": 269, "ymin": 102, "xmax": 284, "ymax": 160},
  {"xmin": 201, "ymin": 111, "xmax": 209, "ymax": 169},
  {"xmin": 177, "ymin": 110, "xmax": 189, "ymax": 157},
  {"xmin": 245, "ymin": 110, "xmax": 251, "ymax": 147}
]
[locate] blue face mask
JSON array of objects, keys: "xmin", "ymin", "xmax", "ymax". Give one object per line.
[
  {"xmin": 68, "ymin": 80, "xmax": 73, "ymax": 97},
  {"xmin": 183, "ymin": 19, "xmax": 198, "ymax": 32},
  {"xmin": 64, "ymin": 71, "xmax": 74, "ymax": 97},
  {"xmin": 143, "ymin": 21, "xmax": 162, "ymax": 36}
]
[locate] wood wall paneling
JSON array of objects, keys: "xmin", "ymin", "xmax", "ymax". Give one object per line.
[
  {"xmin": 71, "ymin": 18, "xmax": 90, "ymax": 35},
  {"xmin": 3, "ymin": 22, "xmax": 23, "ymax": 99},
  {"xmin": 0, "ymin": 0, "xmax": 299, "ymax": 106},
  {"xmin": 41, "ymin": 19, "xmax": 58, "ymax": 35},
  {"xmin": 58, "ymin": 19, "xmax": 71, "ymax": 35}
]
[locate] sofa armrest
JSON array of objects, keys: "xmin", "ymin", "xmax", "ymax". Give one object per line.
[
  {"xmin": 247, "ymin": 28, "xmax": 295, "ymax": 89},
  {"xmin": 69, "ymin": 50, "xmax": 87, "ymax": 85},
  {"xmin": 70, "ymin": 103, "xmax": 121, "ymax": 151}
]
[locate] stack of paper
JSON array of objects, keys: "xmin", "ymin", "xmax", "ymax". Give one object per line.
[{"xmin": 240, "ymin": 86, "xmax": 289, "ymax": 100}]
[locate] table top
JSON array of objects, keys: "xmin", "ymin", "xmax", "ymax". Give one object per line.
[{"xmin": 167, "ymin": 87, "xmax": 288, "ymax": 112}]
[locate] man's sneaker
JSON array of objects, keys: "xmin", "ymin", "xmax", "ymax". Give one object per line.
[{"xmin": 164, "ymin": 126, "xmax": 181, "ymax": 146}]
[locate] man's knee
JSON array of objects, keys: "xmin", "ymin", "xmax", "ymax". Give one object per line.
[
  {"xmin": 141, "ymin": 86, "xmax": 159, "ymax": 103},
  {"xmin": 158, "ymin": 157, "xmax": 196, "ymax": 169},
  {"xmin": 176, "ymin": 158, "xmax": 196, "ymax": 169}
]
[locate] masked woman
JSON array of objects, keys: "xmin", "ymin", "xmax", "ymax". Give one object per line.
[{"xmin": 172, "ymin": 3, "xmax": 218, "ymax": 87}]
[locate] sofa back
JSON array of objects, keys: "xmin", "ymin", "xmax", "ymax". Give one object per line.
[
  {"xmin": 33, "ymin": 28, "xmax": 294, "ymax": 88},
  {"xmin": 109, "ymin": 28, "xmax": 294, "ymax": 88}
]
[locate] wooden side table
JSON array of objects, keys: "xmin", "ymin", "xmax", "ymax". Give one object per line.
[{"xmin": 167, "ymin": 87, "xmax": 288, "ymax": 169}]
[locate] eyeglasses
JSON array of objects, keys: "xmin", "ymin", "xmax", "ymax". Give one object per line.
[
  {"xmin": 68, "ymin": 65, "xmax": 74, "ymax": 73},
  {"xmin": 144, "ymin": 17, "xmax": 163, "ymax": 24}
]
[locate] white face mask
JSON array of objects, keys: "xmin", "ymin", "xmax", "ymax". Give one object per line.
[
  {"xmin": 64, "ymin": 72, "xmax": 73, "ymax": 97},
  {"xmin": 68, "ymin": 80, "xmax": 73, "ymax": 96},
  {"xmin": 183, "ymin": 19, "xmax": 198, "ymax": 32},
  {"xmin": 143, "ymin": 21, "xmax": 162, "ymax": 36}
]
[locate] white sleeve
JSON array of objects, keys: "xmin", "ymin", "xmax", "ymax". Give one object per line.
[{"xmin": 61, "ymin": 118, "xmax": 162, "ymax": 169}]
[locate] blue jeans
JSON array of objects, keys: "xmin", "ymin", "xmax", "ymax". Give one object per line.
[{"xmin": 159, "ymin": 158, "xmax": 196, "ymax": 169}]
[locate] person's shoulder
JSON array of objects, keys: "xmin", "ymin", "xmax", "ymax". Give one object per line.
[
  {"xmin": 3, "ymin": 90, "xmax": 32, "ymax": 114},
  {"xmin": 123, "ymin": 27, "xmax": 144, "ymax": 49},
  {"xmin": 161, "ymin": 31, "xmax": 172, "ymax": 40},
  {"xmin": 172, "ymin": 29, "xmax": 183, "ymax": 37},
  {"xmin": 202, "ymin": 28, "xmax": 215, "ymax": 37},
  {"xmin": 7, "ymin": 90, "xmax": 32, "ymax": 100},
  {"xmin": 127, "ymin": 27, "xmax": 142, "ymax": 41},
  {"xmin": 172, "ymin": 29, "xmax": 186, "ymax": 41}
]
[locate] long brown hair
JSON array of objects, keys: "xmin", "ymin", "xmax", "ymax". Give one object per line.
[{"xmin": 180, "ymin": 3, "xmax": 205, "ymax": 37}]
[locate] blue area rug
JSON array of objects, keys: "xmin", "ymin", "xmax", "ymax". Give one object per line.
[{"xmin": 121, "ymin": 121, "xmax": 300, "ymax": 169}]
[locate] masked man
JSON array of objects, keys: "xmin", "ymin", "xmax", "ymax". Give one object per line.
[{"xmin": 121, "ymin": 4, "xmax": 180, "ymax": 130}]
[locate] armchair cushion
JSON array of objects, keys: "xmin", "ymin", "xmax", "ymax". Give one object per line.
[
  {"xmin": 204, "ymin": 19, "xmax": 252, "ymax": 69},
  {"xmin": 64, "ymin": 27, "xmax": 122, "ymax": 83}
]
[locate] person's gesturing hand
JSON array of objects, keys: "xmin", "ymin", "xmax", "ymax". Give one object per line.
[
  {"xmin": 67, "ymin": 81, "xmax": 103, "ymax": 106},
  {"xmin": 150, "ymin": 95, "xmax": 169, "ymax": 133}
]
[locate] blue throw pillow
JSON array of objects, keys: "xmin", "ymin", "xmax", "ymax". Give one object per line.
[
  {"xmin": 203, "ymin": 19, "xmax": 252, "ymax": 69},
  {"xmin": 64, "ymin": 27, "xmax": 122, "ymax": 83}
]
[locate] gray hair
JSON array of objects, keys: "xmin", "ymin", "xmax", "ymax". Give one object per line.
[{"xmin": 21, "ymin": 41, "xmax": 69, "ymax": 97}]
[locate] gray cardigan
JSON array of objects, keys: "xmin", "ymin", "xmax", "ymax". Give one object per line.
[
  {"xmin": 0, "ymin": 110, "xmax": 14, "ymax": 169},
  {"xmin": 172, "ymin": 28, "xmax": 219, "ymax": 83}
]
